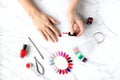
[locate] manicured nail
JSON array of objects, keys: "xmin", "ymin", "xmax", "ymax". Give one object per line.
[
  {"xmin": 59, "ymin": 34, "xmax": 62, "ymax": 37},
  {"xmin": 56, "ymin": 21, "xmax": 60, "ymax": 24}
]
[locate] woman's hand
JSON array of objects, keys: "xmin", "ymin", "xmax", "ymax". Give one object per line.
[
  {"xmin": 30, "ymin": 11, "xmax": 61, "ymax": 42},
  {"xmin": 67, "ymin": 11, "xmax": 84, "ymax": 37},
  {"xmin": 18, "ymin": 0, "xmax": 61, "ymax": 42},
  {"xmin": 67, "ymin": 0, "xmax": 84, "ymax": 37}
]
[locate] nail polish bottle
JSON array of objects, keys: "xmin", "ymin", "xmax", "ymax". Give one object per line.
[
  {"xmin": 20, "ymin": 44, "xmax": 28, "ymax": 58},
  {"xmin": 86, "ymin": 17, "xmax": 93, "ymax": 25}
]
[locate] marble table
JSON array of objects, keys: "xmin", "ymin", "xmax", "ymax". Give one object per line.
[{"xmin": 0, "ymin": 0, "xmax": 120, "ymax": 80}]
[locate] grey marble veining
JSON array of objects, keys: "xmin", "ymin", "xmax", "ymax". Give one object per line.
[{"xmin": 0, "ymin": 0, "xmax": 120, "ymax": 80}]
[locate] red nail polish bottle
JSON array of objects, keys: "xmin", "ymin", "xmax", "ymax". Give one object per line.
[
  {"xmin": 86, "ymin": 17, "xmax": 93, "ymax": 25},
  {"xmin": 20, "ymin": 44, "xmax": 28, "ymax": 58}
]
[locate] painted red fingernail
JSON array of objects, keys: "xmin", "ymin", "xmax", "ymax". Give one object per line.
[{"xmin": 59, "ymin": 34, "xmax": 62, "ymax": 37}]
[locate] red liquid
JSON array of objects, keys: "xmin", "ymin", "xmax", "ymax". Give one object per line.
[{"xmin": 20, "ymin": 50, "xmax": 27, "ymax": 58}]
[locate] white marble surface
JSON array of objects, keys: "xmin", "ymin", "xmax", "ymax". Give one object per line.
[{"xmin": 1, "ymin": 0, "xmax": 120, "ymax": 80}]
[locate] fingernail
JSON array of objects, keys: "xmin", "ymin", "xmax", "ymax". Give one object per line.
[
  {"xmin": 57, "ymin": 21, "xmax": 60, "ymax": 24},
  {"xmin": 59, "ymin": 34, "xmax": 62, "ymax": 37},
  {"xmin": 54, "ymin": 39, "xmax": 57, "ymax": 42},
  {"xmin": 55, "ymin": 20, "xmax": 60, "ymax": 24}
]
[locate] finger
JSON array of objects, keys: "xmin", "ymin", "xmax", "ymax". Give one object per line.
[
  {"xmin": 45, "ymin": 28, "xmax": 57, "ymax": 42},
  {"xmin": 70, "ymin": 20, "xmax": 74, "ymax": 34},
  {"xmin": 48, "ymin": 23, "xmax": 61, "ymax": 37},
  {"xmin": 74, "ymin": 24, "xmax": 77, "ymax": 31},
  {"xmin": 39, "ymin": 30, "xmax": 48, "ymax": 41},
  {"xmin": 74, "ymin": 24, "xmax": 80, "ymax": 33},
  {"xmin": 48, "ymin": 16, "xmax": 59, "ymax": 25},
  {"xmin": 43, "ymin": 29, "xmax": 54, "ymax": 42},
  {"xmin": 76, "ymin": 21, "xmax": 84, "ymax": 37}
]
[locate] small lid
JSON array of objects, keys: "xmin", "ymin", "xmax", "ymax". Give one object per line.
[
  {"xmin": 23, "ymin": 44, "xmax": 28, "ymax": 50},
  {"xmin": 68, "ymin": 32, "xmax": 76, "ymax": 36}
]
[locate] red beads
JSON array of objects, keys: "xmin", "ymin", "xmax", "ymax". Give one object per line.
[{"xmin": 26, "ymin": 63, "xmax": 32, "ymax": 68}]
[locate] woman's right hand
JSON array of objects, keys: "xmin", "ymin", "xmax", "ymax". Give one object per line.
[{"xmin": 30, "ymin": 11, "xmax": 61, "ymax": 42}]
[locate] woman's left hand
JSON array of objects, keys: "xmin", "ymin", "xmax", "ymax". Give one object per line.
[{"xmin": 67, "ymin": 11, "xmax": 84, "ymax": 37}]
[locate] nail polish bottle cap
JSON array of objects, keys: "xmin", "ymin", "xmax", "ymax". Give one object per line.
[
  {"xmin": 23, "ymin": 44, "xmax": 28, "ymax": 50},
  {"xmin": 68, "ymin": 32, "xmax": 76, "ymax": 36}
]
